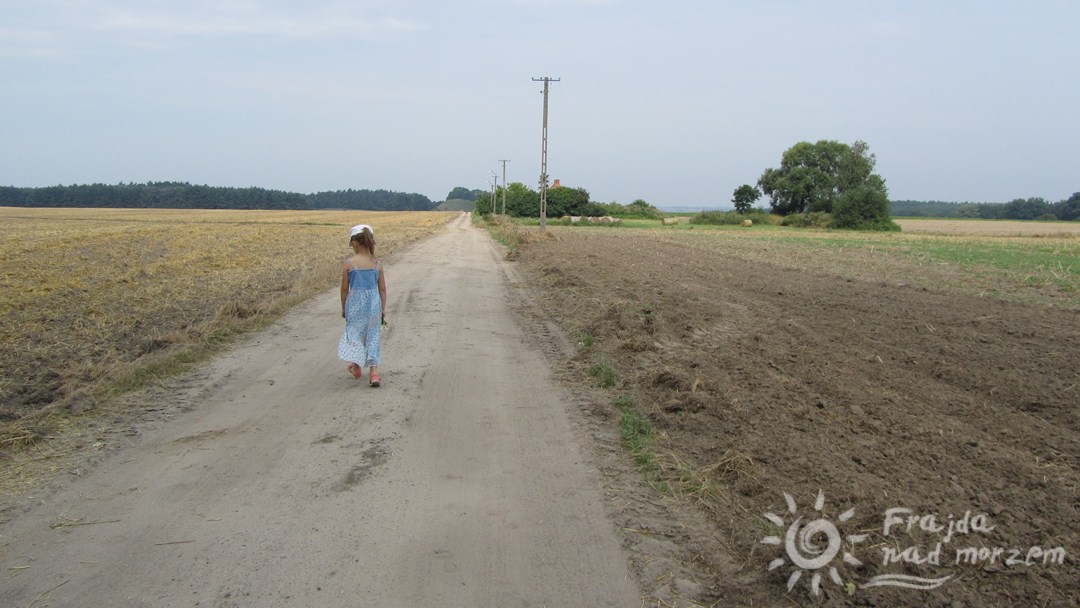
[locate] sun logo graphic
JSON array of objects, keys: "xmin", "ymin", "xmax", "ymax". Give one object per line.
[{"xmin": 761, "ymin": 490, "xmax": 867, "ymax": 598}]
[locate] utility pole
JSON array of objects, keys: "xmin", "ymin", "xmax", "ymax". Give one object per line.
[
  {"xmin": 489, "ymin": 171, "xmax": 497, "ymax": 217},
  {"xmin": 532, "ymin": 76, "xmax": 559, "ymax": 230},
  {"xmin": 498, "ymin": 159, "xmax": 510, "ymax": 215}
]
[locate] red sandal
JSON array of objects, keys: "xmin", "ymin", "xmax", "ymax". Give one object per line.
[
  {"xmin": 369, "ymin": 372, "xmax": 381, "ymax": 387},
  {"xmin": 347, "ymin": 363, "xmax": 362, "ymax": 379}
]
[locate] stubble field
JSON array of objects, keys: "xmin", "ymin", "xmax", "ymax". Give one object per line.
[
  {"xmin": 506, "ymin": 219, "xmax": 1079, "ymax": 607},
  {"xmin": 896, "ymin": 218, "xmax": 1080, "ymax": 237},
  {"xmin": 0, "ymin": 208, "xmax": 452, "ymax": 474}
]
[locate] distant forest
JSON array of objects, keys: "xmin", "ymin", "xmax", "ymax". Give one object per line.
[
  {"xmin": 891, "ymin": 195, "xmax": 1080, "ymax": 221},
  {"xmin": 0, "ymin": 182, "xmax": 438, "ymax": 211},
  {"xmin": 7, "ymin": 183, "xmax": 1076, "ymax": 220}
]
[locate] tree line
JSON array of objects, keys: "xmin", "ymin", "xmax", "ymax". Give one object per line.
[
  {"xmin": 310, "ymin": 188, "xmax": 435, "ymax": 211},
  {"xmin": 731, "ymin": 139, "xmax": 1079, "ymax": 228},
  {"xmin": 890, "ymin": 196, "xmax": 1080, "ymax": 221},
  {"xmin": 473, "ymin": 182, "xmax": 663, "ymax": 219},
  {"xmin": 0, "ymin": 182, "xmax": 438, "ymax": 211}
]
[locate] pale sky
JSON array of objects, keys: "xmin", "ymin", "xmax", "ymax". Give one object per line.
[{"xmin": 3, "ymin": 0, "xmax": 1077, "ymax": 208}]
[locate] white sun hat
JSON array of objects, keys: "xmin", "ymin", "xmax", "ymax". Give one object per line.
[{"xmin": 350, "ymin": 224, "xmax": 373, "ymax": 237}]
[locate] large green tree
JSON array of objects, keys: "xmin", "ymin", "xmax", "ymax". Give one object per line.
[
  {"xmin": 759, "ymin": 140, "xmax": 893, "ymax": 228},
  {"xmin": 479, "ymin": 182, "xmax": 592, "ymax": 218},
  {"xmin": 758, "ymin": 140, "xmax": 847, "ymax": 215},
  {"xmin": 544, "ymin": 186, "xmax": 591, "ymax": 217},
  {"xmin": 503, "ymin": 182, "xmax": 541, "ymax": 216},
  {"xmin": 474, "ymin": 191, "xmax": 494, "ymax": 215},
  {"xmin": 474, "ymin": 182, "xmax": 541, "ymax": 216},
  {"xmin": 731, "ymin": 184, "xmax": 761, "ymax": 214}
]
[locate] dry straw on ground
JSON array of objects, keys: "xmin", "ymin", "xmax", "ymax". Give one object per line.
[
  {"xmin": 0, "ymin": 208, "xmax": 453, "ymax": 461},
  {"xmin": 895, "ymin": 218, "xmax": 1080, "ymax": 237}
]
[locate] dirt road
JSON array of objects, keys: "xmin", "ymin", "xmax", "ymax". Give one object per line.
[{"xmin": 0, "ymin": 214, "xmax": 641, "ymax": 607}]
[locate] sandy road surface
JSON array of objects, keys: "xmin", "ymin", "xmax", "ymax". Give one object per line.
[{"xmin": 0, "ymin": 214, "xmax": 641, "ymax": 607}]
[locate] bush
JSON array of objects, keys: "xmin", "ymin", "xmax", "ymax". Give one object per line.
[
  {"xmin": 846, "ymin": 218, "xmax": 902, "ymax": 232},
  {"xmin": 691, "ymin": 210, "xmax": 743, "ymax": 225},
  {"xmin": 586, "ymin": 199, "xmax": 664, "ymax": 220},
  {"xmin": 556, "ymin": 216, "xmax": 625, "ymax": 228},
  {"xmin": 831, "ymin": 181, "xmax": 892, "ymax": 229},
  {"xmin": 745, "ymin": 210, "xmax": 777, "ymax": 225},
  {"xmin": 781, "ymin": 212, "xmax": 832, "ymax": 228},
  {"xmin": 691, "ymin": 209, "xmax": 778, "ymax": 226},
  {"xmin": 622, "ymin": 199, "xmax": 664, "ymax": 220}
]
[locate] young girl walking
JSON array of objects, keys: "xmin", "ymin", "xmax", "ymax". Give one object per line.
[{"xmin": 338, "ymin": 224, "xmax": 387, "ymax": 386}]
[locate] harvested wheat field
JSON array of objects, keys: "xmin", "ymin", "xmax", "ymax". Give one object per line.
[
  {"xmin": 0, "ymin": 214, "xmax": 643, "ymax": 608},
  {"xmin": 0, "ymin": 208, "xmax": 452, "ymax": 456},
  {"xmin": 897, "ymin": 218, "xmax": 1080, "ymax": 237},
  {"xmin": 509, "ymin": 224, "xmax": 1079, "ymax": 607}
]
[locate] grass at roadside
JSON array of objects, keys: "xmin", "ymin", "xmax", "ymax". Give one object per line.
[
  {"xmin": 612, "ymin": 392, "xmax": 741, "ymax": 506},
  {"xmin": 0, "ymin": 208, "xmax": 453, "ymax": 458},
  {"xmin": 613, "ymin": 396, "xmax": 656, "ymax": 474},
  {"xmin": 473, "ymin": 213, "xmax": 557, "ymax": 252},
  {"xmin": 589, "ymin": 358, "xmax": 617, "ymax": 388}
]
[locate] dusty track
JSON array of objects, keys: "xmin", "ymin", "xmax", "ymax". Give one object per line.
[{"xmin": 0, "ymin": 214, "xmax": 641, "ymax": 607}]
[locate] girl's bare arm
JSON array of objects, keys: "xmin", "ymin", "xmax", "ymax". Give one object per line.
[
  {"xmin": 340, "ymin": 263, "xmax": 350, "ymax": 318},
  {"xmin": 378, "ymin": 262, "xmax": 388, "ymax": 317}
]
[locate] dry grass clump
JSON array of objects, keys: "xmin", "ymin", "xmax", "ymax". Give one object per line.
[
  {"xmin": 0, "ymin": 208, "xmax": 453, "ymax": 455},
  {"xmin": 475, "ymin": 214, "xmax": 558, "ymax": 253}
]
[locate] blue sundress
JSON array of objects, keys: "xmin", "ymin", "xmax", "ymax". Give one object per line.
[{"xmin": 338, "ymin": 259, "xmax": 382, "ymax": 367}]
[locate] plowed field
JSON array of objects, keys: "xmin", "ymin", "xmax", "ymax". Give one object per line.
[{"xmin": 514, "ymin": 226, "xmax": 1079, "ymax": 607}]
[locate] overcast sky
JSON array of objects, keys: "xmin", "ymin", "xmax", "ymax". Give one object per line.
[{"xmin": 3, "ymin": 0, "xmax": 1077, "ymax": 208}]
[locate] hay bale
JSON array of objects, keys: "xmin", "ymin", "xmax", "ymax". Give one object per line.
[
  {"xmin": 741, "ymin": 219, "xmax": 753, "ymax": 227},
  {"xmin": 662, "ymin": 217, "xmax": 679, "ymax": 225}
]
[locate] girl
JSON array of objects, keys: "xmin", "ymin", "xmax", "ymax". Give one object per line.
[{"xmin": 338, "ymin": 224, "xmax": 387, "ymax": 386}]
